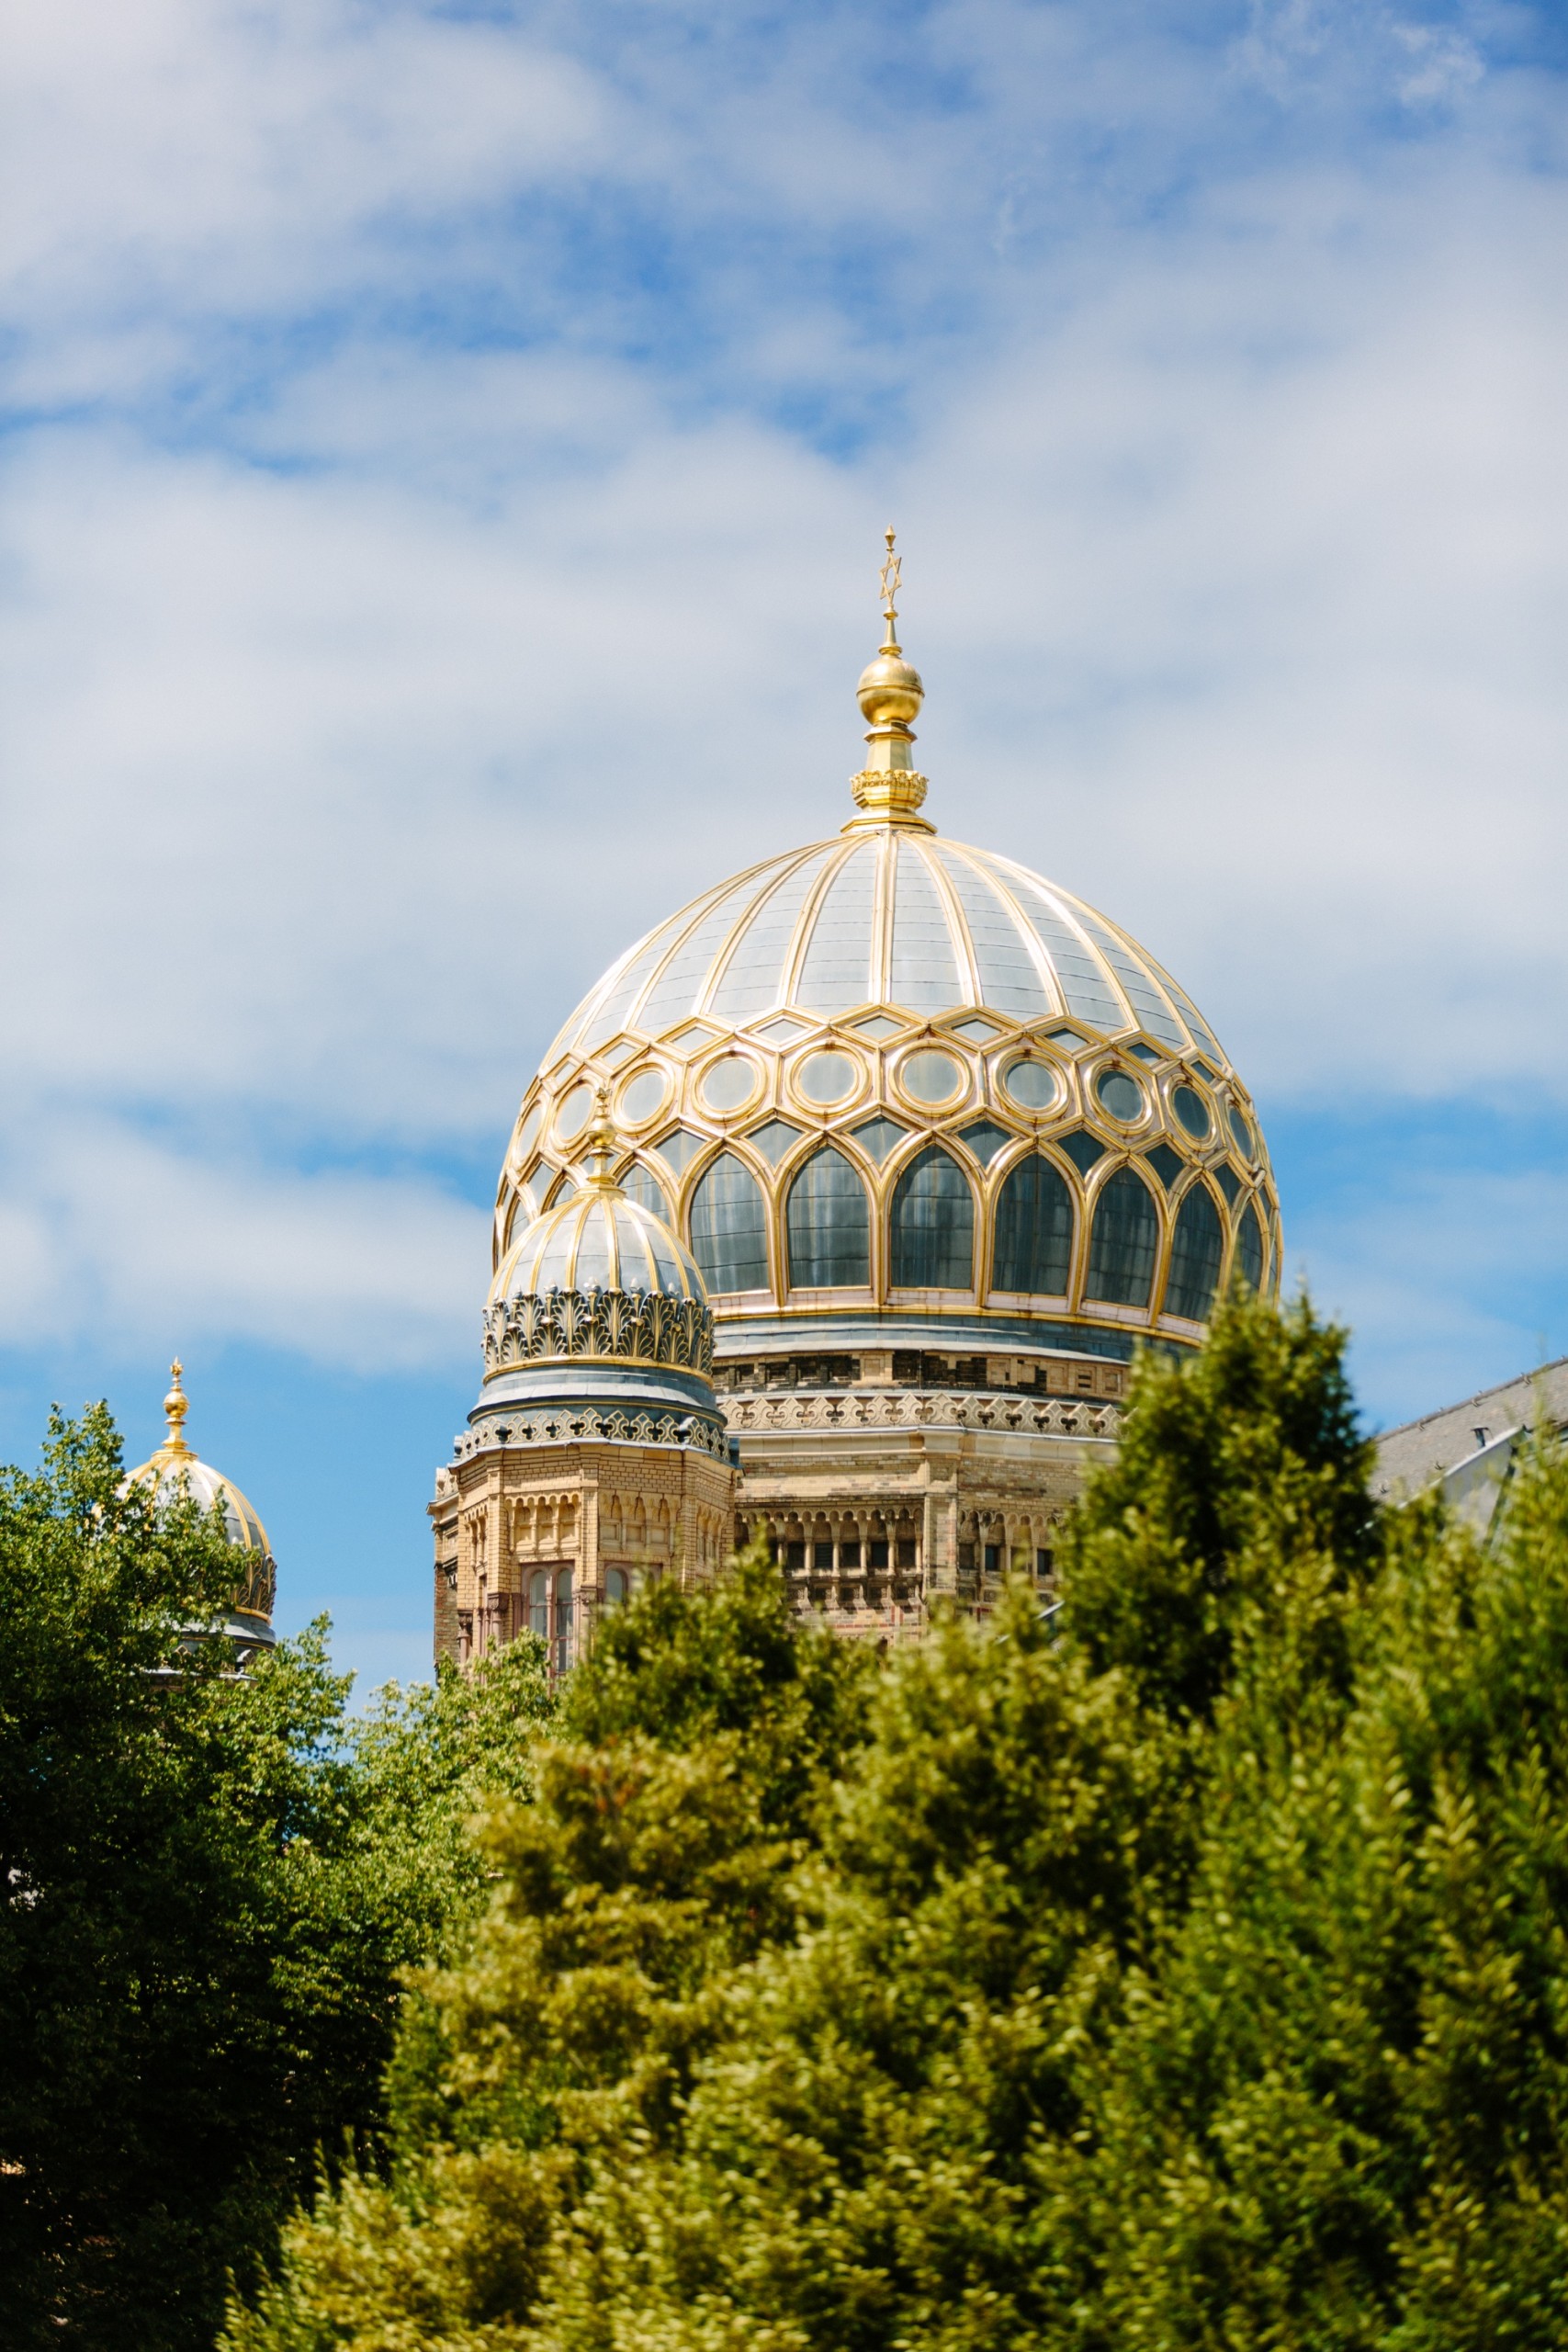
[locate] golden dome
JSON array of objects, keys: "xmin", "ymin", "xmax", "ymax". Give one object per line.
[
  {"xmin": 124, "ymin": 1363, "xmax": 276, "ymax": 1634},
  {"xmin": 493, "ymin": 546, "xmax": 1280, "ymax": 1372}
]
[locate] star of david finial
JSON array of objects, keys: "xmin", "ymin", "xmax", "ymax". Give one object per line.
[{"xmin": 878, "ymin": 526, "xmax": 902, "ymax": 651}]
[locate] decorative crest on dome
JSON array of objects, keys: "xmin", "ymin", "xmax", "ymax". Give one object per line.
[
  {"xmin": 580, "ymin": 1085, "xmax": 622, "ymax": 1190},
  {"xmin": 163, "ymin": 1358, "xmax": 192, "ymax": 1456},
  {"xmin": 849, "ymin": 526, "xmax": 931, "ymax": 832}
]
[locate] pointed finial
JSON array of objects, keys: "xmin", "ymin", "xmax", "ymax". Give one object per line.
[
  {"xmin": 580, "ymin": 1085, "xmax": 623, "ymax": 1190},
  {"xmin": 847, "ymin": 526, "xmax": 931, "ymax": 831},
  {"xmin": 163, "ymin": 1359, "xmax": 191, "ymax": 1454},
  {"xmin": 879, "ymin": 526, "xmax": 902, "ymax": 655}
]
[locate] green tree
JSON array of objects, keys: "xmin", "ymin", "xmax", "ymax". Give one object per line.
[
  {"xmin": 0, "ymin": 1403, "xmax": 552, "ymax": 2352},
  {"xmin": 231, "ymin": 1293, "xmax": 1568, "ymax": 2352},
  {"xmin": 226, "ymin": 1549, "xmax": 874, "ymax": 2352}
]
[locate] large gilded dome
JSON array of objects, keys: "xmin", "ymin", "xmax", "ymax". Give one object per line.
[{"xmin": 494, "ymin": 578, "xmax": 1279, "ymax": 1372}]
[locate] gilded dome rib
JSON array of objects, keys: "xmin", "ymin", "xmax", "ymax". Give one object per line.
[{"xmin": 916, "ymin": 838, "xmax": 984, "ymax": 1006}]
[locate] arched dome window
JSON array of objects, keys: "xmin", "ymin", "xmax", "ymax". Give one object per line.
[
  {"xmin": 891, "ymin": 1147, "xmax": 974, "ymax": 1290},
  {"xmin": 992, "ymin": 1154, "xmax": 1073, "ymax": 1296},
  {"xmin": 1165, "ymin": 1183, "xmax": 1223, "ymax": 1321},
  {"xmin": 786, "ymin": 1147, "xmax": 870, "ymax": 1289},
  {"xmin": 690, "ymin": 1152, "xmax": 770, "ymax": 1294},
  {"xmin": 1235, "ymin": 1199, "xmax": 1266, "ymax": 1291},
  {"xmin": 616, "ymin": 1161, "xmax": 671, "ymax": 1222},
  {"xmin": 1084, "ymin": 1167, "xmax": 1160, "ymax": 1308}
]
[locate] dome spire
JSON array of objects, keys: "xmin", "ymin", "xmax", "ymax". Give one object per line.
[
  {"xmin": 163, "ymin": 1359, "xmax": 192, "ymax": 1456},
  {"xmin": 580, "ymin": 1085, "xmax": 623, "ymax": 1191},
  {"xmin": 848, "ymin": 526, "xmax": 932, "ymax": 832}
]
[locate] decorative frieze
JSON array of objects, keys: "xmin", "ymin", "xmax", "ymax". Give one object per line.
[
  {"xmin": 723, "ymin": 1385, "xmax": 1122, "ymax": 1440},
  {"xmin": 482, "ymin": 1283, "xmax": 714, "ymax": 1376}
]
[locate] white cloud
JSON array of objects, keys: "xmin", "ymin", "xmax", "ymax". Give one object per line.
[
  {"xmin": 0, "ymin": 0, "xmax": 1562, "ymax": 1380},
  {"xmin": 0, "ymin": 1107, "xmax": 485, "ymax": 1369}
]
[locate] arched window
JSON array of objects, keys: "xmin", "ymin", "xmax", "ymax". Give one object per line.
[
  {"xmin": 786, "ymin": 1147, "xmax": 870, "ymax": 1288},
  {"xmin": 689, "ymin": 1151, "xmax": 769, "ymax": 1292},
  {"xmin": 890, "ymin": 1147, "xmax": 975, "ymax": 1289},
  {"xmin": 992, "ymin": 1154, "xmax": 1073, "ymax": 1295},
  {"xmin": 1084, "ymin": 1167, "xmax": 1160, "ymax": 1307},
  {"xmin": 528, "ymin": 1569, "xmax": 549, "ymax": 1640},
  {"xmin": 617, "ymin": 1162, "xmax": 671, "ymax": 1222},
  {"xmin": 554, "ymin": 1566, "xmax": 574, "ymax": 1676},
  {"xmin": 1165, "ymin": 1183, "xmax": 1224, "ymax": 1321},
  {"xmin": 604, "ymin": 1566, "xmax": 629, "ymax": 1611},
  {"xmin": 1235, "ymin": 1200, "xmax": 1266, "ymax": 1291}
]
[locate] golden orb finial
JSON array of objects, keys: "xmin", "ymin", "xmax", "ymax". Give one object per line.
[
  {"xmin": 581, "ymin": 1085, "xmax": 623, "ymax": 1190},
  {"xmin": 163, "ymin": 1359, "xmax": 191, "ymax": 1455},
  {"xmin": 848, "ymin": 526, "xmax": 931, "ymax": 831}
]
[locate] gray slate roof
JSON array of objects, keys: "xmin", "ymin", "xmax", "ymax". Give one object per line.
[{"xmin": 1372, "ymin": 1356, "xmax": 1568, "ymax": 1504}]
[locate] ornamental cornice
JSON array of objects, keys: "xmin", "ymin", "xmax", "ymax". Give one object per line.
[
  {"xmin": 721, "ymin": 1385, "xmax": 1122, "ymax": 1441},
  {"xmin": 456, "ymin": 1405, "xmax": 729, "ymax": 1463},
  {"xmin": 483, "ymin": 1283, "xmax": 715, "ymax": 1378}
]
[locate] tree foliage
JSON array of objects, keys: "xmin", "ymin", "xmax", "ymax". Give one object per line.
[
  {"xmin": 0, "ymin": 1403, "xmax": 552, "ymax": 2352},
  {"xmin": 229, "ymin": 1291, "xmax": 1568, "ymax": 2352}
]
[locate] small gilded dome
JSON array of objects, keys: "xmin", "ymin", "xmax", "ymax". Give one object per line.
[
  {"xmin": 491, "ymin": 1184, "xmax": 705, "ymax": 1311},
  {"xmin": 123, "ymin": 1363, "xmax": 276, "ymax": 1637}
]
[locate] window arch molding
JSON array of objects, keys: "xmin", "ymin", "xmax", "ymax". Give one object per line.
[
  {"xmin": 784, "ymin": 1143, "xmax": 874, "ymax": 1294},
  {"xmin": 986, "ymin": 1146, "xmax": 1077, "ymax": 1303},
  {"xmin": 1159, "ymin": 1173, "xmax": 1225, "ymax": 1325},
  {"xmin": 887, "ymin": 1143, "xmax": 977, "ymax": 1294},
  {"xmin": 1080, "ymin": 1156, "xmax": 1166, "ymax": 1314},
  {"xmin": 686, "ymin": 1148, "xmax": 773, "ymax": 1297}
]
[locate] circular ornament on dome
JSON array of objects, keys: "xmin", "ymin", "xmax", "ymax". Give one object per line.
[
  {"xmin": 1228, "ymin": 1103, "xmax": 1256, "ymax": 1159},
  {"xmin": 1096, "ymin": 1068, "xmax": 1145, "ymax": 1123},
  {"xmin": 795, "ymin": 1049, "xmax": 860, "ymax": 1107},
  {"xmin": 617, "ymin": 1068, "xmax": 670, "ymax": 1128},
  {"xmin": 1001, "ymin": 1057, "xmax": 1059, "ymax": 1114},
  {"xmin": 898, "ymin": 1047, "xmax": 964, "ymax": 1107},
  {"xmin": 1172, "ymin": 1084, "xmax": 1211, "ymax": 1141},
  {"xmin": 700, "ymin": 1055, "xmax": 761, "ymax": 1114},
  {"xmin": 556, "ymin": 1084, "xmax": 593, "ymax": 1142},
  {"xmin": 507, "ymin": 1102, "xmax": 542, "ymax": 1169}
]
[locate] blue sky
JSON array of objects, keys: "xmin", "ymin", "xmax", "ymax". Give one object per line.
[{"xmin": 2, "ymin": 0, "xmax": 1564, "ymax": 1693}]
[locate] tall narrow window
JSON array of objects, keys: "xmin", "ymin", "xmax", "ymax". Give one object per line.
[
  {"xmin": 890, "ymin": 1147, "xmax": 974, "ymax": 1289},
  {"xmin": 993, "ymin": 1154, "xmax": 1073, "ymax": 1295},
  {"xmin": 1235, "ymin": 1200, "xmax": 1266, "ymax": 1291},
  {"xmin": 1084, "ymin": 1167, "xmax": 1159, "ymax": 1307},
  {"xmin": 528, "ymin": 1569, "xmax": 549, "ymax": 1640},
  {"xmin": 1165, "ymin": 1183, "xmax": 1223, "ymax": 1320},
  {"xmin": 554, "ymin": 1566, "xmax": 574, "ymax": 1676},
  {"xmin": 604, "ymin": 1566, "xmax": 629, "ymax": 1610},
  {"xmin": 786, "ymin": 1148, "xmax": 870, "ymax": 1287},
  {"xmin": 689, "ymin": 1151, "xmax": 769, "ymax": 1292}
]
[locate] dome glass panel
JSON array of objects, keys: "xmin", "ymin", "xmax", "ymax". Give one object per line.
[
  {"xmin": 616, "ymin": 1162, "xmax": 671, "ymax": 1221},
  {"xmin": 1084, "ymin": 1169, "xmax": 1159, "ymax": 1307},
  {"xmin": 890, "ymin": 1148, "xmax": 974, "ymax": 1289},
  {"xmin": 508, "ymin": 1104, "xmax": 542, "ymax": 1168},
  {"xmin": 1002, "ymin": 1057, "xmax": 1058, "ymax": 1113},
  {"xmin": 618, "ymin": 1069, "xmax": 669, "ymax": 1126},
  {"xmin": 1166, "ymin": 1184, "xmax": 1223, "ymax": 1320},
  {"xmin": 557, "ymin": 1085, "xmax": 593, "ymax": 1140},
  {"xmin": 889, "ymin": 836, "xmax": 963, "ymax": 1012},
  {"xmin": 1173, "ymin": 1084, "xmax": 1211, "ymax": 1140},
  {"xmin": 933, "ymin": 846, "xmax": 1051, "ymax": 1019},
  {"xmin": 1229, "ymin": 1104, "xmax": 1256, "ymax": 1159},
  {"xmin": 900, "ymin": 1048, "xmax": 963, "ymax": 1104},
  {"xmin": 797, "ymin": 1050, "xmax": 858, "ymax": 1105},
  {"xmin": 993, "ymin": 1156, "xmax": 1073, "ymax": 1295},
  {"xmin": 850, "ymin": 1115, "xmax": 910, "ymax": 1165},
  {"xmin": 637, "ymin": 874, "xmax": 769, "ymax": 1036},
  {"xmin": 1096, "ymin": 1069, "xmax": 1145, "ymax": 1122},
  {"xmin": 708, "ymin": 848, "xmax": 836, "ymax": 1022},
  {"xmin": 1000, "ymin": 874, "xmax": 1122, "ymax": 1028},
  {"xmin": 690, "ymin": 1153, "xmax": 770, "ymax": 1292},
  {"xmin": 795, "ymin": 841, "xmax": 877, "ymax": 1013},
  {"xmin": 700, "ymin": 1055, "xmax": 760, "ymax": 1113},
  {"xmin": 1235, "ymin": 1199, "xmax": 1266, "ymax": 1290},
  {"xmin": 786, "ymin": 1148, "xmax": 870, "ymax": 1288}
]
